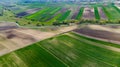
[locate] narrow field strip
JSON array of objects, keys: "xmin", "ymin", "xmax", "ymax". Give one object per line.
[
  {"xmin": 72, "ymin": 31, "xmax": 120, "ymax": 48},
  {"xmin": 57, "ymin": 10, "xmax": 71, "ymax": 22},
  {"xmin": 82, "ymin": 7, "xmax": 95, "ymax": 20},
  {"xmin": 75, "ymin": 7, "xmax": 84, "ymax": 20},
  {"xmin": 94, "ymin": 7, "xmax": 100, "ymax": 20},
  {"xmin": 66, "ymin": 32, "xmax": 120, "ymax": 52}
]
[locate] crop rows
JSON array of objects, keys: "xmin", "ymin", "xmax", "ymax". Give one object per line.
[
  {"xmin": 57, "ymin": 10, "xmax": 71, "ymax": 22},
  {"xmin": 0, "ymin": 32, "xmax": 120, "ymax": 67},
  {"xmin": 0, "ymin": 5, "xmax": 3, "ymax": 16},
  {"xmin": 75, "ymin": 7, "xmax": 84, "ymax": 20},
  {"xmin": 94, "ymin": 7, "xmax": 100, "ymax": 20},
  {"xmin": 102, "ymin": 5, "xmax": 120, "ymax": 21}
]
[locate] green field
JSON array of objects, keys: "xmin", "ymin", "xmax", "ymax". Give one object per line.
[
  {"xmin": 76, "ymin": 7, "xmax": 84, "ymax": 20},
  {"xmin": 57, "ymin": 10, "xmax": 71, "ymax": 22},
  {"xmin": 102, "ymin": 5, "xmax": 120, "ymax": 21},
  {"xmin": 1, "ymin": 32, "xmax": 120, "ymax": 67},
  {"xmin": 0, "ymin": 5, "xmax": 3, "ymax": 16},
  {"xmin": 94, "ymin": 7, "xmax": 100, "ymax": 20},
  {"xmin": 0, "ymin": 45, "xmax": 66, "ymax": 67}
]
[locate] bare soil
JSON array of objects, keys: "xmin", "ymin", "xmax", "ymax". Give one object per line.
[
  {"xmin": 82, "ymin": 7, "xmax": 95, "ymax": 20},
  {"xmin": 98, "ymin": 7, "xmax": 107, "ymax": 20},
  {"xmin": 74, "ymin": 25, "xmax": 120, "ymax": 42}
]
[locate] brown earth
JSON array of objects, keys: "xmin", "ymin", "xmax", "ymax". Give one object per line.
[
  {"xmin": 74, "ymin": 25, "xmax": 120, "ymax": 43},
  {"xmin": 0, "ymin": 23, "xmax": 78, "ymax": 56},
  {"xmin": 82, "ymin": 7, "xmax": 95, "ymax": 20}
]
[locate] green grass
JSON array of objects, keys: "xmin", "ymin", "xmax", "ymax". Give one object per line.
[
  {"xmin": 25, "ymin": 7, "xmax": 50, "ymax": 20},
  {"xmin": 76, "ymin": 7, "xmax": 84, "ymax": 20},
  {"xmin": 57, "ymin": 10, "xmax": 71, "ymax": 22},
  {"xmin": 38, "ymin": 32, "xmax": 120, "ymax": 67},
  {"xmin": 102, "ymin": 5, "xmax": 120, "ymax": 21},
  {"xmin": 94, "ymin": 7, "xmax": 100, "ymax": 20},
  {"xmin": 0, "ymin": 45, "xmax": 66, "ymax": 67},
  {"xmin": 44, "ymin": 13, "xmax": 62, "ymax": 25},
  {"xmin": 0, "ymin": 5, "xmax": 3, "ymax": 15}
]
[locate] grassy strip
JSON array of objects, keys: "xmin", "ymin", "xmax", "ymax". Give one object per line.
[
  {"xmin": 94, "ymin": 7, "xmax": 100, "ymax": 20},
  {"xmin": 25, "ymin": 7, "xmax": 50, "ymax": 19},
  {"xmin": 50, "ymin": 7, "xmax": 61, "ymax": 14},
  {"xmin": 40, "ymin": 7, "xmax": 61, "ymax": 22},
  {"xmin": 102, "ymin": 6, "xmax": 112, "ymax": 20},
  {"xmin": 76, "ymin": 7, "xmax": 84, "ymax": 20},
  {"xmin": 57, "ymin": 10, "xmax": 71, "ymax": 22},
  {"xmin": 113, "ymin": 5, "xmax": 120, "ymax": 13},
  {"xmin": 44, "ymin": 13, "xmax": 62, "ymax": 25}
]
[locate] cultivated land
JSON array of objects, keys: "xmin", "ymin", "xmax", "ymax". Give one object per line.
[
  {"xmin": 0, "ymin": 22, "xmax": 78, "ymax": 56},
  {"xmin": 74, "ymin": 25, "xmax": 120, "ymax": 43},
  {"xmin": 3, "ymin": 3, "xmax": 120, "ymax": 26},
  {"xmin": 0, "ymin": 5, "xmax": 3, "ymax": 16},
  {"xmin": 82, "ymin": 7, "xmax": 95, "ymax": 20},
  {"xmin": 1, "ymin": 2, "xmax": 120, "ymax": 67},
  {"xmin": 98, "ymin": 7, "xmax": 107, "ymax": 20},
  {"xmin": 102, "ymin": 5, "xmax": 120, "ymax": 21},
  {"xmin": 1, "ymin": 32, "xmax": 120, "ymax": 67},
  {"xmin": 0, "ymin": 23, "xmax": 120, "ymax": 67},
  {"xmin": 75, "ymin": 7, "xmax": 84, "ymax": 20}
]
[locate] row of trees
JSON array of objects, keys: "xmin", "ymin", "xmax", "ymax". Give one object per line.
[{"xmin": 16, "ymin": 19, "xmax": 120, "ymax": 26}]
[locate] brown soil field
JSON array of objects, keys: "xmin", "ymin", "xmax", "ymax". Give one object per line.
[
  {"xmin": 98, "ymin": 7, "xmax": 107, "ymax": 20},
  {"xmin": 74, "ymin": 25, "xmax": 120, "ymax": 43},
  {"xmin": 82, "ymin": 7, "xmax": 95, "ymax": 20}
]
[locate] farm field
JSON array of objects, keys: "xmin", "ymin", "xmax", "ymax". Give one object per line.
[
  {"xmin": 2, "ymin": 1, "xmax": 120, "ymax": 67},
  {"xmin": 0, "ymin": 5, "xmax": 3, "ymax": 16},
  {"xmin": 1, "ymin": 31, "xmax": 120, "ymax": 67},
  {"xmin": 75, "ymin": 7, "xmax": 84, "ymax": 20},
  {"xmin": 102, "ymin": 5, "xmax": 120, "ymax": 21},
  {"xmin": 94, "ymin": 7, "xmax": 100, "ymax": 20},
  {"xmin": 82, "ymin": 7, "xmax": 95, "ymax": 20},
  {"xmin": 57, "ymin": 10, "xmax": 71, "ymax": 22},
  {"xmin": 2, "ymin": 3, "xmax": 120, "ymax": 26},
  {"xmin": 98, "ymin": 7, "xmax": 107, "ymax": 20}
]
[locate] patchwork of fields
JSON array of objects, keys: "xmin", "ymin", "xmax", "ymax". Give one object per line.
[
  {"xmin": 0, "ymin": 32, "xmax": 120, "ymax": 67},
  {"xmin": 2, "ymin": 3, "xmax": 120, "ymax": 26},
  {"xmin": 18, "ymin": 5, "xmax": 120, "ymax": 25}
]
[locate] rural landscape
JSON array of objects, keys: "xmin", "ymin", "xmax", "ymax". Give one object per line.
[{"xmin": 0, "ymin": 0, "xmax": 120, "ymax": 67}]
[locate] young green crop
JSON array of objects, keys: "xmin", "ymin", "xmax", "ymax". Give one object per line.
[
  {"xmin": 76, "ymin": 7, "xmax": 84, "ymax": 20},
  {"xmin": 94, "ymin": 7, "xmax": 100, "ymax": 20}
]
